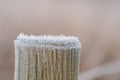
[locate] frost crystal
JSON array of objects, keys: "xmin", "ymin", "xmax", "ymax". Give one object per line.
[{"xmin": 14, "ymin": 33, "xmax": 81, "ymax": 49}]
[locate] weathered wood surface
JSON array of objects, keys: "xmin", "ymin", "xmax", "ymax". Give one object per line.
[{"xmin": 14, "ymin": 46, "xmax": 80, "ymax": 80}]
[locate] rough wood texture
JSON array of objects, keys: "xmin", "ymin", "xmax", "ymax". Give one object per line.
[{"xmin": 14, "ymin": 34, "xmax": 81, "ymax": 80}]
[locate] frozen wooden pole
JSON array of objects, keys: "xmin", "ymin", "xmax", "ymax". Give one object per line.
[{"xmin": 14, "ymin": 33, "xmax": 81, "ymax": 80}]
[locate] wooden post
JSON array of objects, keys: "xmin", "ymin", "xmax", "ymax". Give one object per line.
[{"xmin": 14, "ymin": 33, "xmax": 81, "ymax": 80}]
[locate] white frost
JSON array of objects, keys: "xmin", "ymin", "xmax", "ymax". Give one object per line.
[{"xmin": 14, "ymin": 33, "xmax": 81, "ymax": 49}]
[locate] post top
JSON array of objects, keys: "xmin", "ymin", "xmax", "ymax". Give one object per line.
[{"xmin": 14, "ymin": 33, "xmax": 81, "ymax": 49}]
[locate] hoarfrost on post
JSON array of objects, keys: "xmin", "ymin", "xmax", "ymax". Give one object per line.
[
  {"xmin": 14, "ymin": 33, "xmax": 81, "ymax": 80},
  {"xmin": 14, "ymin": 33, "xmax": 81, "ymax": 49}
]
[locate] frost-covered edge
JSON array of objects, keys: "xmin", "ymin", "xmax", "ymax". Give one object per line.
[{"xmin": 14, "ymin": 33, "xmax": 81, "ymax": 49}]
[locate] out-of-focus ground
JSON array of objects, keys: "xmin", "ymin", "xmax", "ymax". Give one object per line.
[{"xmin": 0, "ymin": 1, "xmax": 120, "ymax": 80}]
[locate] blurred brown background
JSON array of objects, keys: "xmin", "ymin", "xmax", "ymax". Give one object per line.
[{"xmin": 0, "ymin": 1, "xmax": 120, "ymax": 80}]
